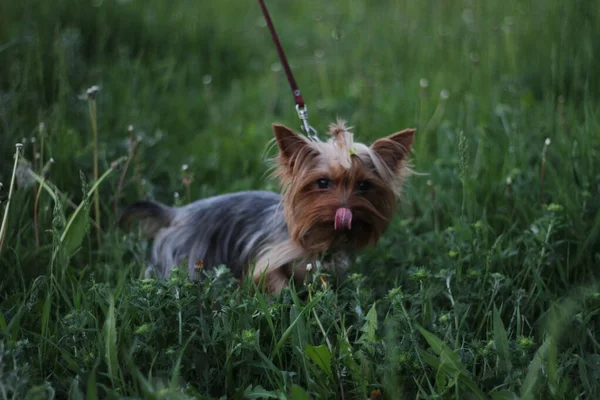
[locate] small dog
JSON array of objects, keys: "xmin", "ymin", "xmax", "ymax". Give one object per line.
[{"xmin": 119, "ymin": 121, "xmax": 415, "ymax": 293}]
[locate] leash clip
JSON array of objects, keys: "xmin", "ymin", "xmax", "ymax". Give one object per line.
[{"xmin": 296, "ymin": 104, "xmax": 318, "ymax": 141}]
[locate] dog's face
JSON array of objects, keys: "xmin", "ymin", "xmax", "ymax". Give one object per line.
[{"xmin": 271, "ymin": 121, "xmax": 415, "ymax": 253}]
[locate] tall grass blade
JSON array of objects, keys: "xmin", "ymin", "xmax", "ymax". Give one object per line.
[{"xmin": 493, "ymin": 305, "xmax": 512, "ymax": 374}]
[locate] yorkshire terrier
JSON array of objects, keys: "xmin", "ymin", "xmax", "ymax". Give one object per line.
[{"xmin": 119, "ymin": 121, "xmax": 415, "ymax": 293}]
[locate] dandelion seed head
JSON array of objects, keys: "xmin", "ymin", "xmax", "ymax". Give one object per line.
[
  {"xmin": 461, "ymin": 9, "xmax": 475, "ymax": 24},
  {"xmin": 331, "ymin": 28, "xmax": 344, "ymax": 40},
  {"xmin": 419, "ymin": 78, "xmax": 429, "ymax": 88},
  {"xmin": 15, "ymin": 157, "xmax": 34, "ymax": 188},
  {"xmin": 86, "ymin": 85, "xmax": 100, "ymax": 98}
]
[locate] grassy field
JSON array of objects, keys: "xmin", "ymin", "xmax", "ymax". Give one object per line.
[{"xmin": 1, "ymin": 0, "xmax": 599, "ymax": 398}]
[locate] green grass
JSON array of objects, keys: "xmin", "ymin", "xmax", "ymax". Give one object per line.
[{"xmin": 1, "ymin": 0, "xmax": 599, "ymax": 398}]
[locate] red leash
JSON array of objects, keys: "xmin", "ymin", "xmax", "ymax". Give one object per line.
[{"xmin": 257, "ymin": 0, "xmax": 318, "ymax": 139}]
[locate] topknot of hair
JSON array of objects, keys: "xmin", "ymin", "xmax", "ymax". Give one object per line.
[
  {"xmin": 327, "ymin": 119, "xmax": 355, "ymax": 169},
  {"xmin": 328, "ymin": 119, "xmax": 352, "ymax": 138}
]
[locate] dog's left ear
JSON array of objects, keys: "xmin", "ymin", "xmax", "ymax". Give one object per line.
[
  {"xmin": 272, "ymin": 124, "xmax": 314, "ymax": 166},
  {"xmin": 370, "ymin": 128, "xmax": 416, "ymax": 172}
]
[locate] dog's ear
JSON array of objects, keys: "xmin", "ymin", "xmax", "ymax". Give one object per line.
[
  {"xmin": 370, "ymin": 128, "xmax": 416, "ymax": 172},
  {"xmin": 272, "ymin": 124, "xmax": 313, "ymax": 165}
]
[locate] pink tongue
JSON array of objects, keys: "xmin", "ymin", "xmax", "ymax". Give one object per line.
[{"xmin": 334, "ymin": 208, "xmax": 353, "ymax": 230}]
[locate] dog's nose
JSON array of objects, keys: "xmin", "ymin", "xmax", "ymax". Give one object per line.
[{"xmin": 334, "ymin": 207, "xmax": 352, "ymax": 230}]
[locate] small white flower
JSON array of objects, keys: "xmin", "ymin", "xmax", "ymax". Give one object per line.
[
  {"xmin": 545, "ymin": 138, "xmax": 551, "ymax": 146},
  {"xmin": 306, "ymin": 263, "xmax": 313, "ymax": 272},
  {"xmin": 419, "ymin": 78, "xmax": 429, "ymax": 88},
  {"xmin": 506, "ymin": 177, "xmax": 513, "ymax": 185}
]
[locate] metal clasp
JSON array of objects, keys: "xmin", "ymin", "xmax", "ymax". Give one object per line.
[{"xmin": 296, "ymin": 104, "xmax": 319, "ymax": 141}]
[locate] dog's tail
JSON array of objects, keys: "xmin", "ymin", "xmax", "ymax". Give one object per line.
[{"xmin": 118, "ymin": 200, "xmax": 175, "ymax": 239}]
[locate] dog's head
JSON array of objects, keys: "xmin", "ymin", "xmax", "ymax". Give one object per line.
[{"xmin": 270, "ymin": 120, "xmax": 415, "ymax": 253}]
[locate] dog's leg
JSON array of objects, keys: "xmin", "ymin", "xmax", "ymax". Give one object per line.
[
  {"xmin": 267, "ymin": 268, "xmax": 291, "ymax": 294},
  {"xmin": 252, "ymin": 240, "xmax": 308, "ymax": 293},
  {"xmin": 259, "ymin": 268, "xmax": 290, "ymax": 294}
]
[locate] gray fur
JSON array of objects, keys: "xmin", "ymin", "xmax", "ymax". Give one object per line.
[{"xmin": 120, "ymin": 190, "xmax": 289, "ymax": 279}]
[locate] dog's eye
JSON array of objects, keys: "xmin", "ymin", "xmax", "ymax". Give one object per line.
[
  {"xmin": 316, "ymin": 178, "xmax": 330, "ymax": 189},
  {"xmin": 357, "ymin": 180, "xmax": 371, "ymax": 191}
]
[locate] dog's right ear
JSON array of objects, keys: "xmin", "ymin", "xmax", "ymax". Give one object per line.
[
  {"xmin": 272, "ymin": 124, "xmax": 313, "ymax": 166},
  {"xmin": 370, "ymin": 128, "xmax": 416, "ymax": 173}
]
